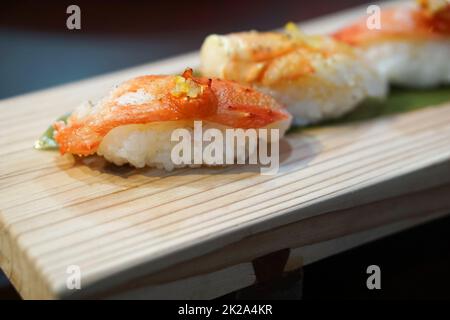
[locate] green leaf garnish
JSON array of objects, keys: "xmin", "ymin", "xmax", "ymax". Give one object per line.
[
  {"xmin": 34, "ymin": 113, "xmax": 71, "ymax": 150},
  {"xmin": 289, "ymin": 85, "xmax": 450, "ymax": 132}
]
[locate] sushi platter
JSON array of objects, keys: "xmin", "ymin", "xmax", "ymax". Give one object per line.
[{"xmin": 1, "ymin": 0, "xmax": 450, "ymax": 299}]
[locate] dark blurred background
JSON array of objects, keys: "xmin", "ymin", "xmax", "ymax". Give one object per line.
[
  {"xmin": 0, "ymin": 0, "xmax": 372, "ymax": 99},
  {"xmin": 1, "ymin": 0, "xmax": 450, "ymax": 300}
]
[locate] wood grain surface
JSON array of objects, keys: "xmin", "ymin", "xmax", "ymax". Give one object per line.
[{"xmin": 1, "ymin": 1, "xmax": 449, "ymax": 299}]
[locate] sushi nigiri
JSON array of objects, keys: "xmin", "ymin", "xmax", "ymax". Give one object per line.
[
  {"xmin": 200, "ymin": 25, "xmax": 387, "ymax": 124},
  {"xmin": 334, "ymin": 0, "xmax": 450, "ymax": 88},
  {"xmin": 53, "ymin": 69, "xmax": 292, "ymax": 170}
]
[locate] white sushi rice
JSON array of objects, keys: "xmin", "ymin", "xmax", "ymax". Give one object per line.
[
  {"xmin": 257, "ymin": 53, "xmax": 387, "ymax": 124},
  {"xmin": 97, "ymin": 120, "xmax": 290, "ymax": 170},
  {"xmin": 363, "ymin": 40, "xmax": 450, "ymax": 88}
]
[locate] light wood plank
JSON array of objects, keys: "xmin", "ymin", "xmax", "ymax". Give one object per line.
[{"xmin": 1, "ymin": 0, "xmax": 449, "ymax": 299}]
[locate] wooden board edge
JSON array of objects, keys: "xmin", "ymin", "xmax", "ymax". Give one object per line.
[
  {"xmin": 61, "ymin": 169, "xmax": 450, "ymax": 299},
  {"xmin": 92, "ymin": 209, "xmax": 450, "ymax": 299}
]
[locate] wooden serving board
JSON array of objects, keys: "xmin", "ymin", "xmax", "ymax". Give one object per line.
[{"xmin": 1, "ymin": 1, "xmax": 450, "ymax": 299}]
